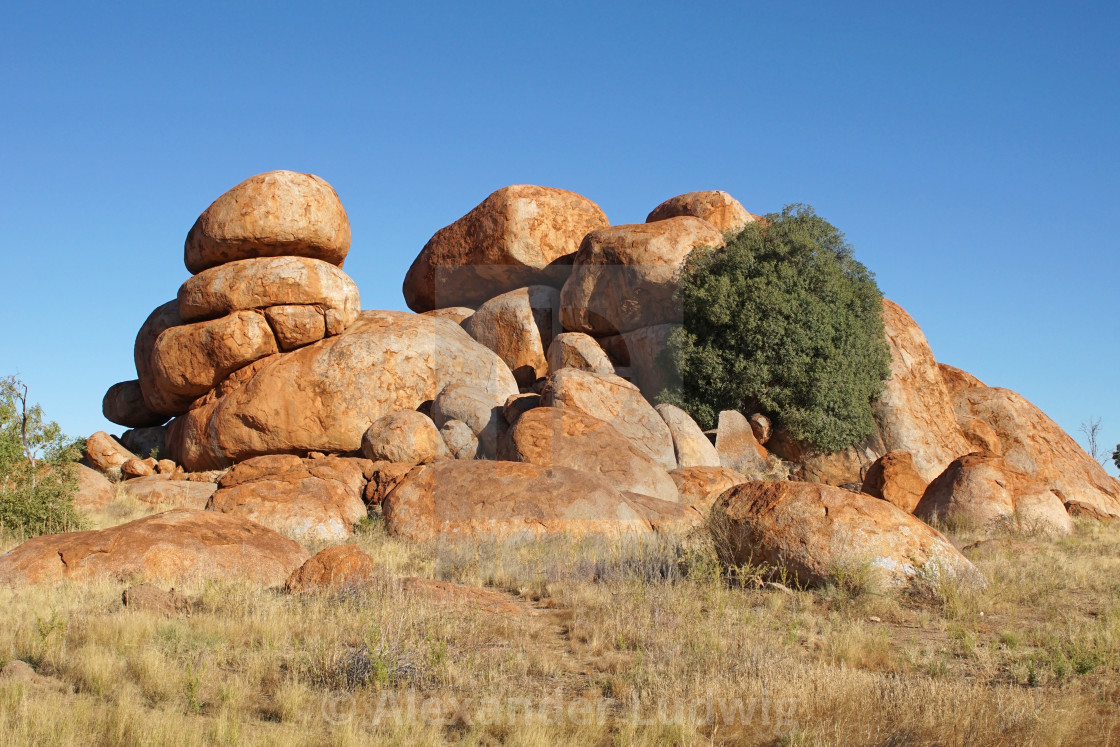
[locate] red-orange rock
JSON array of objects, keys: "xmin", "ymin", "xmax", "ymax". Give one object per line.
[
  {"xmin": 83, "ymin": 432, "xmax": 137, "ymax": 474},
  {"xmin": 862, "ymin": 450, "xmax": 928, "ymax": 513},
  {"xmin": 361, "ymin": 411, "xmax": 451, "ymax": 464},
  {"xmin": 462, "ymin": 286, "xmax": 561, "ymax": 386},
  {"xmin": 400, "ymin": 578, "xmax": 523, "ymax": 617},
  {"xmin": 121, "ymin": 458, "xmax": 157, "ymax": 478},
  {"xmin": 712, "ymin": 482, "xmax": 983, "ymax": 588},
  {"xmin": 430, "ymin": 384, "xmax": 507, "ymax": 458},
  {"xmin": 498, "ymin": 407, "xmax": 680, "ymax": 502},
  {"xmin": 285, "ymin": 545, "xmax": 377, "ymax": 592},
  {"xmin": 73, "ymin": 464, "xmax": 116, "ymax": 512},
  {"xmin": 134, "ymin": 300, "xmax": 195, "ymax": 416},
  {"xmin": 669, "ymin": 466, "xmax": 747, "ymax": 514},
  {"xmin": 716, "ymin": 410, "xmax": 769, "ymax": 474},
  {"xmin": 403, "ymin": 185, "xmax": 609, "ymax": 312},
  {"xmin": 546, "ymin": 332, "xmax": 615, "ymax": 376},
  {"xmin": 167, "ymin": 311, "xmax": 518, "ymax": 471},
  {"xmin": 122, "ymin": 475, "xmax": 217, "ymax": 510},
  {"xmin": 915, "ymin": 454, "xmax": 1073, "ymax": 536},
  {"xmin": 382, "ymin": 461, "xmax": 655, "ymax": 542},
  {"xmin": 560, "ymin": 217, "xmax": 725, "ymax": 336},
  {"xmin": 938, "ymin": 363, "xmax": 986, "ymax": 395},
  {"xmin": 362, "ymin": 462, "xmax": 417, "ymax": 506},
  {"xmin": 420, "ymin": 307, "xmax": 475, "ymax": 325},
  {"xmin": 656, "ymin": 404, "xmax": 721, "ymax": 469},
  {"xmin": 0, "ymin": 510, "xmax": 308, "ymax": 587},
  {"xmin": 208, "ymin": 455, "xmax": 367, "ymax": 541},
  {"xmin": 102, "ymin": 380, "xmax": 168, "ymax": 429},
  {"xmin": 961, "ymin": 418, "xmax": 1003, "ymax": 456},
  {"xmin": 646, "ymin": 190, "xmax": 756, "ymax": 234},
  {"xmin": 263, "ymin": 305, "xmax": 329, "ymax": 350},
  {"xmin": 622, "ymin": 492, "xmax": 704, "ymax": 534},
  {"xmin": 184, "ymin": 171, "xmax": 350, "ymax": 274},
  {"xmin": 766, "ymin": 430, "xmax": 883, "ymax": 487}
]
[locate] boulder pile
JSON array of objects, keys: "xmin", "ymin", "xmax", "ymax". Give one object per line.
[{"xmin": 3, "ymin": 173, "xmax": 1116, "ymax": 590}]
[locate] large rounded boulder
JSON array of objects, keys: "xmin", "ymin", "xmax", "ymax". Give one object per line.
[
  {"xmin": 167, "ymin": 311, "xmax": 518, "ymax": 471},
  {"xmin": 102, "ymin": 380, "xmax": 168, "ymax": 429},
  {"xmin": 646, "ymin": 190, "xmax": 757, "ymax": 234},
  {"xmin": 461, "ymin": 285, "xmax": 561, "ymax": 386},
  {"xmin": 403, "ymin": 185, "xmax": 609, "ymax": 312},
  {"xmin": 184, "ymin": 170, "xmax": 350, "ymax": 274}
]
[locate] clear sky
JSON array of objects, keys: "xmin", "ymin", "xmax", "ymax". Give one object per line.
[{"xmin": 1, "ymin": 1, "xmax": 1116, "ymax": 474}]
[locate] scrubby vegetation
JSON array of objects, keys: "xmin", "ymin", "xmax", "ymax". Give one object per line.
[
  {"xmin": 2, "ymin": 496, "xmax": 1119, "ymax": 746},
  {"xmin": 660, "ymin": 205, "xmax": 891, "ymax": 452},
  {"xmin": 0, "ymin": 376, "xmax": 83, "ymax": 537}
]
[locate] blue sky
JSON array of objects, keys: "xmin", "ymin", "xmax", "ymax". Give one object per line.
[{"xmin": 1, "ymin": 1, "xmax": 1116, "ymax": 473}]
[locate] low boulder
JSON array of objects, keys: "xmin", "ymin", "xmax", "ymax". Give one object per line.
[
  {"xmin": 498, "ymin": 408, "xmax": 680, "ymax": 503},
  {"xmin": 546, "ymin": 332, "xmax": 615, "ymax": 376},
  {"xmin": 430, "ymin": 383, "xmax": 507, "ymax": 458},
  {"xmin": 382, "ymin": 461, "xmax": 656, "ymax": 542},
  {"xmin": 646, "ymin": 191, "xmax": 757, "ymax": 234},
  {"xmin": 623, "ymin": 492, "xmax": 704, "ymax": 534},
  {"xmin": 0, "ymin": 510, "xmax": 308, "ymax": 586},
  {"xmin": 462, "ymin": 286, "xmax": 561, "ymax": 386},
  {"xmin": 862, "ymin": 450, "xmax": 928, "ymax": 513},
  {"xmin": 102, "ymin": 380, "xmax": 167, "ymax": 429},
  {"xmin": 121, "ymin": 458, "xmax": 157, "ymax": 478},
  {"xmin": 715, "ymin": 410, "xmax": 768, "ymax": 474},
  {"xmin": 403, "ymin": 185, "xmax": 609, "ymax": 312},
  {"xmin": 656, "ymin": 404, "xmax": 721, "ymax": 468},
  {"xmin": 361, "ymin": 411, "xmax": 451, "ymax": 464},
  {"xmin": 711, "ymin": 481, "xmax": 983, "ymax": 589},
  {"xmin": 914, "ymin": 454, "xmax": 1073, "ymax": 536},
  {"xmin": 74, "ymin": 464, "xmax": 117, "ymax": 512},
  {"xmin": 207, "ymin": 455, "xmax": 367, "ymax": 541},
  {"xmin": 122, "ymin": 475, "xmax": 217, "ymax": 510},
  {"xmin": 362, "ymin": 461, "xmax": 417, "ymax": 506},
  {"xmin": 502, "ymin": 393, "xmax": 541, "ymax": 426},
  {"xmin": 767, "ymin": 430, "xmax": 884, "ymax": 487},
  {"xmin": 540, "ymin": 369, "xmax": 676, "ymax": 470},
  {"xmin": 184, "ymin": 170, "xmax": 350, "ymax": 274},
  {"xmin": 285, "ymin": 545, "xmax": 378, "ymax": 592},
  {"xmin": 122, "ymin": 583, "xmax": 191, "ymax": 616},
  {"xmin": 439, "ymin": 420, "xmax": 478, "ymax": 460},
  {"xmin": 670, "ymin": 466, "xmax": 747, "ymax": 514}
]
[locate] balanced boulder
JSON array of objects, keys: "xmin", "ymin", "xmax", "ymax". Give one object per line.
[
  {"xmin": 0, "ymin": 510, "xmax": 308, "ymax": 587},
  {"xmin": 361, "ymin": 411, "xmax": 451, "ymax": 464},
  {"xmin": 646, "ymin": 191, "xmax": 757, "ymax": 234},
  {"xmin": 83, "ymin": 432, "xmax": 137, "ymax": 474},
  {"xmin": 862, "ymin": 450, "xmax": 928, "ymax": 513},
  {"xmin": 461, "ymin": 285, "xmax": 561, "ymax": 386},
  {"xmin": 498, "ymin": 407, "xmax": 680, "ymax": 503},
  {"xmin": 134, "ymin": 300, "xmax": 195, "ymax": 416},
  {"xmin": 560, "ymin": 217, "xmax": 724, "ymax": 336},
  {"xmin": 102, "ymin": 380, "xmax": 167, "ymax": 429},
  {"xmin": 656, "ymin": 404, "xmax": 721, "ymax": 468},
  {"xmin": 711, "ymin": 482, "xmax": 983, "ymax": 588},
  {"xmin": 540, "ymin": 369, "xmax": 676, "ymax": 470},
  {"xmin": 184, "ymin": 170, "xmax": 350, "ymax": 274},
  {"xmin": 403, "ymin": 185, "xmax": 609, "ymax": 311}
]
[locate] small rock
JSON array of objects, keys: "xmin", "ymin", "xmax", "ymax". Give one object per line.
[{"xmin": 122, "ymin": 583, "xmax": 191, "ymax": 616}]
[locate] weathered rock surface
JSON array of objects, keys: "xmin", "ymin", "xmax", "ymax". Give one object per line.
[
  {"xmin": 420, "ymin": 307, "xmax": 475, "ymax": 325},
  {"xmin": 167, "ymin": 311, "xmax": 518, "ymax": 471},
  {"xmin": 122, "ymin": 583, "xmax": 191, "ymax": 616},
  {"xmin": 285, "ymin": 545, "xmax": 378, "ymax": 592},
  {"xmin": 560, "ymin": 217, "xmax": 724, "ymax": 336},
  {"xmin": 749, "ymin": 414, "xmax": 772, "ymax": 445},
  {"xmin": 915, "ymin": 454, "xmax": 1073, "ymax": 536},
  {"xmin": 716, "ymin": 410, "xmax": 768, "ymax": 473},
  {"xmin": 263, "ymin": 304, "xmax": 331, "ymax": 350},
  {"xmin": 873, "ymin": 300, "xmax": 971, "ymax": 482},
  {"xmin": 540, "ymin": 369, "xmax": 676, "ymax": 470},
  {"xmin": 150, "ymin": 309, "xmax": 279, "ymax": 401},
  {"xmin": 546, "ymin": 332, "xmax": 615, "ymax": 376},
  {"xmin": 861, "ymin": 450, "xmax": 927, "ymax": 513},
  {"xmin": 362, "ymin": 461, "xmax": 417, "ymax": 506},
  {"xmin": 656, "ymin": 404, "xmax": 721, "ymax": 468},
  {"xmin": 122, "ymin": 475, "xmax": 217, "ymax": 510},
  {"xmin": 102, "ymin": 380, "xmax": 168, "ymax": 429},
  {"xmin": 430, "ymin": 383, "xmax": 507, "ymax": 459},
  {"xmin": 960, "ymin": 418, "xmax": 1004, "ymax": 456},
  {"xmin": 134, "ymin": 300, "xmax": 195, "ymax": 416},
  {"xmin": 120, "ymin": 426, "xmax": 167, "ymax": 461},
  {"xmin": 646, "ymin": 191, "xmax": 757, "ymax": 234},
  {"xmin": 712, "ymin": 482, "xmax": 983, "ymax": 588},
  {"xmin": 404, "ymin": 185, "xmax": 609, "ymax": 312},
  {"xmin": 623, "ymin": 492, "xmax": 704, "ymax": 534},
  {"xmin": 121, "ymin": 458, "xmax": 157, "ymax": 478},
  {"xmin": 74, "ymin": 464, "xmax": 117, "ymax": 511},
  {"xmin": 462, "ymin": 285, "xmax": 561, "ymax": 386},
  {"xmin": 669, "ymin": 466, "xmax": 747, "ymax": 513},
  {"xmin": 439, "ymin": 420, "xmax": 479, "ymax": 460},
  {"xmin": 382, "ymin": 461, "xmax": 655, "ymax": 541},
  {"xmin": 498, "ymin": 408, "xmax": 680, "ymax": 503},
  {"xmin": 947, "ymin": 385, "xmax": 1120, "ymax": 518},
  {"xmin": 361, "ymin": 411, "xmax": 451, "ymax": 464},
  {"xmin": 184, "ymin": 170, "xmax": 350, "ymax": 274},
  {"xmin": 0, "ymin": 510, "xmax": 308, "ymax": 586},
  {"xmin": 84, "ymin": 432, "xmax": 137, "ymax": 474},
  {"xmin": 599, "ymin": 324, "xmax": 680, "ymax": 398},
  {"xmin": 767, "ymin": 430, "xmax": 884, "ymax": 487},
  {"xmin": 207, "ymin": 455, "xmax": 367, "ymax": 541},
  {"xmin": 938, "ymin": 363, "xmax": 986, "ymax": 395}
]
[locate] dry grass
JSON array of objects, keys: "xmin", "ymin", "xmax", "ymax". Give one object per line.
[{"xmin": 1, "ymin": 498, "xmax": 1119, "ymax": 746}]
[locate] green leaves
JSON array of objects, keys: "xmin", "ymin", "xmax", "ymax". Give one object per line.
[{"xmin": 659, "ymin": 205, "xmax": 891, "ymax": 452}]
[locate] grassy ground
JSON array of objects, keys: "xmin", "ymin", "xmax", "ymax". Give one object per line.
[{"xmin": 0, "ymin": 491, "xmax": 1119, "ymax": 746}]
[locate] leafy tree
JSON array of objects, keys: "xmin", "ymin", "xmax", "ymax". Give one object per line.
[
  {"xmin": 0, "ymin": 375, "xmax": 84, "ymax": 536},
  {"xmin": 659, "ymin": 205, "xmax": 891, "ymax": 452}
]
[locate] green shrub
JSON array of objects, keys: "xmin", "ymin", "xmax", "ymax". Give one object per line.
[
  {"xmin": 0, "ymin": 375, "xmax": 84, "ymax": 536},
  {"xmin": 659, "ymin": 204, "xmax": 891, "ymax": 452}
]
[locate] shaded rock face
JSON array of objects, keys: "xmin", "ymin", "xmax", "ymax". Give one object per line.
[
  {"xmin": 874, "ymin": 300, "xmax": 971, "ymax": 482},
  {"xmin": 0, "ymin": 510, "xmax": 308, "ymax": 587},
  {"xmin": 646, "ymin": 190, "xmax": 756, "ymax": 234},
  {"xmin": 915, "ymin": 454, "xmax": 1073, "ymax": 536},
  {"xmin": 502, "ymin": 393, "xmax": 541, "ymax": 426},
  {"xmin": 716, "ymin": 410, "xmax": 769, "ymax": 474},
  {"xmin": 462, "ymin": 285, "xmax": 561, "ymax": 386},
  {"xmin": 84, "ymin": 432, "xmax": 137, "ymax": 474},
  {"xmin": 546, "ymin": 332, "xmax": 615, "ymax": 376},
  {"xmin": 539, "ymin": 369, "xmax": 676, "ymax": 470},
  {"xmin": 102, "ymin": 380, "xmax": 168, "ymax": 429},
  {"xmin": 598, "ymin": 324, "xmax": 680, "ymax": 399},
  {"xmin": 120, "ymin": 427, "xmax": 167, "ymax": 461},
  {"xmin": 669, "ymin": 466, "xmax": 747, "ymax": 514},
  {"xmin": 184, "ymin": 170, "xmax": 350, "ymax": 275},
  {"xmin": 403, "ymin": 185, "xmax": 609, "ymax": 312},
  {"xmin": 656, "ymin": 404, "xmax": 721, "ymax": 469},
  {"xmin": 947, "ymin": 385, "xmax": 1120, "ymax": 519},
  {"xmin": 362, "ymin": 462, "xmax": 417, "ymax": 507},
  {"xmin": 712, "ymin": 482, "xmax": 983, "ymax": 589},
  {"xmin": 122, "ymin": 476, "xmax": 217, "ymax": 510},
  {"xmin": 767, "ymin": 430, "xmax": 885, "ymax": 487},
  {"xmin": 285, "ymin": 545, "xmax": 377, "ymax": 592},
  {"xmin": 498, "ymin": 407, "xmax": 680, "ymax": 503},
  {"xmin": 361, "ymin": 411, "xmax": 451, "ymax": 465},
  {"xmin": 207, "ymin": 455, "xmax": 367, "ymax": 541},
  {"xmin": 167, "ymin": 311, "xmax": 518, "ymax": 471},
  {"xmin": 560, "ymin": 217, "xmax": 725, "ymax": 336},
  {"xmin": 749, "ymin": 414, "xmax": 772, "ymax": 445},
  {"xmin": 862, "ymin": 451, "xmax": 928, "ymax": 514},
  {"xmin": 381, "ymin": 461, "xmax": 656, "ymax": 542},
  {"xmin": 430, "ymin": 383, "xmax": 507, "ymax": 459}
]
